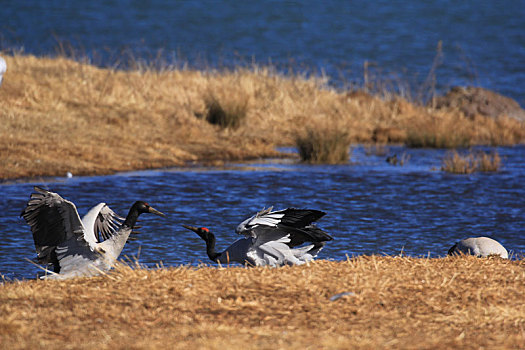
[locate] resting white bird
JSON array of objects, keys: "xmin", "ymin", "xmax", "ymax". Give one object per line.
[
  {"xmin": 21, "ymin": 186, "xmax": 165, "ymax": 279},
  {"xmin": 183, "ymin": 207, "xmax": 333, "ymax": 266},
  {"xmin": 448, "ymin": 237, "xmax": 508, "ymax": 259},
  {"xmin": 0, "ymin": 56, "xmax": 6, "ymax": 87}
]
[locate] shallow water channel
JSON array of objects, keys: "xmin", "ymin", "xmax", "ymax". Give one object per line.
[{"xmin": 1, "ymin": 145, "xmax": 524, "ymax": 280}]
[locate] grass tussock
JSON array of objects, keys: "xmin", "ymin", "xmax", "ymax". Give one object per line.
[
  {"xmin": 405, "ymin": 114, "xmax": 474, "ymax": 148},
  {"xmin": 0, "ymin": 54, "xmax": 524, "ymax": 179},
  {"xmin": 1, "ymin": 257, "xmax": 523, "ymax": 349},
  {"xmin": 204, "ymin": 91, "xmax": 248, "ymax": 129},
  {"xmin": 296, "ymin": 126, "xmax": 351, "ymax": 164},
  {"xmin": 478, "ymin": 150, "xmax": 502, "ymax": 171},
  {"xmin": 404, "ymin": 112, "xmax": 525, "ymax": 149},
  {"xmin": 441, "ymin": 150, "xmax": 501, "ymax": 174}
]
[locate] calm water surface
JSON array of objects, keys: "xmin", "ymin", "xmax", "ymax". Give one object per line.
[{"xmin": 1, "ymin": 146, "xmax": 524, "ymax": 280}]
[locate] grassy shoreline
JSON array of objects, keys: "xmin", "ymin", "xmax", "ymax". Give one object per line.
[
  {"xmin": 1, "ymin": 257, "xmax": 524, "ymax": 349},
  {"xmin": 1, "ymin": 54, "xmax": 525, "ymax": 180}
]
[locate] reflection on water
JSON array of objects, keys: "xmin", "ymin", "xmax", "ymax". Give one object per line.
[{"xmin": 1, "ymin": 145, "xmax": 524, "ymax": 280}]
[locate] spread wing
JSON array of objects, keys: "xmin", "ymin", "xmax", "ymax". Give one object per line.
[
  {"xmin": 20, "ymin": 186, "xmax": 94, "ymax": 265},
  {"xmin": 82, "ymin": 203, "xmax": 124, "ymax": 243},
  {"xmin": 237, "ymin": 208, "xmax": 332, "ymax": 246},
  {"xmin": 95, "ymin": 205, "xmax": 124, "ymax": 241}
]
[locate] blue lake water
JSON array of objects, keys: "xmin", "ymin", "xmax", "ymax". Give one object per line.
[
  {"xmin": 1, "ymin": 146, "xmax": 524, "ymax": 280},
  {"xmin": 1, "ymin": 1, "xmax": 524, "ymax": 103}
]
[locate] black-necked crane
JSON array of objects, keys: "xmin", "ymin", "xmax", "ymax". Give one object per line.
[
  {"xmin": 183, "ymin": 207, "xmax": 333, "ymax": 266},
  {"xmin": 20, "ymin": 186, "xmax": 166, "ymax": 279},
  {"xmin": 448, "ymin": 237, "xmax": 508, "ymax": 259}
]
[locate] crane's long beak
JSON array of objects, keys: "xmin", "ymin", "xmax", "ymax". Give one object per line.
[
  {"xmin": 182, "ymin": 224, "xmax": 198, "ymax": 233},
  {"xmin": 182, "ymin": 225, "xmax": 209, "ymax": 241},
  {"xmin": 148, "ymin": 206, "xmax": 166, "ymax": 217}
]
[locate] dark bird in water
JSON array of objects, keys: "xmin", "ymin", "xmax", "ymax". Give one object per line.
[{"xmin": 183, "ymin": 207, "xmax": 333, "ymax": 266}]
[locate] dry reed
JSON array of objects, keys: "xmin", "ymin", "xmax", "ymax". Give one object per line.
[
  {"xmin": 1, "ymin": 257, "xmax": 523, "ymax": 349},
  {"xmin": 0, "ymin": 54, "xmax": 524, "ymax": 180},
  {"xmin": 478, "ymin": 150, "xmax": 501, "ymax": 172},
  {"xmin": 441, "ymin": 150, "xmax": 501, "ymax": 174},
  {"xmin": 296, "ymin": 126, "xmax": 351, "ymax": 164},
  {"xmin": 204, "ymin": 90, "xmax": 248, "ymax": 129}
]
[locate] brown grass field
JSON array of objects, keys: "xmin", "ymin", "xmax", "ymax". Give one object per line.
[
  {"xmin": 1, "ymin": 54, "xmax": 525, "ymax": 179},
  {"xmin": 1, "ymin": 257, "xmax": 524, "ymax": 349}
]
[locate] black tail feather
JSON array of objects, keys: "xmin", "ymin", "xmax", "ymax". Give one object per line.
[{"xmin": 285, "ymin": 224, "xmax": 333, "ymax": 247}]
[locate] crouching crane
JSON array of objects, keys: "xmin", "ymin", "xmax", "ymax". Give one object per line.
[
  {"xmin": 21, "ymin": 186, "xmax": 166, "ymax": 279},
  {"xmin": 183, "ymin": 207, "xmax": 333, "ymax": 266},
  {"xmin": 448, "ymin": 236, "xmax": 508, "ymax": 259}
]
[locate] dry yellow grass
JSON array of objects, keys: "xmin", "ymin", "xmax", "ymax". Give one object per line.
[
  {"xmin": 441, "ymin": 150, "xmax": 501, "ymax": 174},
  {"xmin": 1, "ymin": 257, "xmax": 523, "ymax": 349},
  {"xmin": 1, "ymin": 54, "xmax": 525, "ymax": 180},
  {"xmin": 295, "ymin": 125, "xmax": 351, "ymax": 164}
]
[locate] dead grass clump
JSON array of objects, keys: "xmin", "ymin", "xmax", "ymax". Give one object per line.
[
  {"xmin": 441, "ymin": 150, "xmax": 501, "ymax": 174},
  {"xmin": 405, "ymin": 114, "xmax": 474, "ymax": 149},
  {"xmin": 204, "ymin": 92, "xmax": 248, "ymax": 129},
  {"xmin": 478, "ymin": 150, "xmax": 501, "ymax": 172},
  {"xmin": 441, "ymin": 151, "xmax": 477, "ymax": 174},
  {"xmin": 406, "ymin": 131, "xmax": 472, "ymax": 148},
  {"xmin": 296, "ymin": 126, "xmax": 351, "ymax": 164}
]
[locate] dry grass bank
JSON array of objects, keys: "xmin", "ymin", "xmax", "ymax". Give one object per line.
[
  {"xmin": 1, "ymin": 54, "xmax": 525, "ymax": 179},
  {"xmin": 1, "ymin": 257, "xmax": 523, "ymax": 349}
]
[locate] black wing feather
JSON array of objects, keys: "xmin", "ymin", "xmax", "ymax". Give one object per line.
[
  {"xmin": 249, "ymin": 208, "xmax": 333, "ymax": 248},
  {"xmin": 20, "ymin": 186, "xmax": 84, "ymax": 265},
  {"xmin": 21, "ymin": 189, "xmax": 70, "ymax": 264},
  {"xmin": 277, "ymin": 208, "xmax": 326, "ymax": 228}
]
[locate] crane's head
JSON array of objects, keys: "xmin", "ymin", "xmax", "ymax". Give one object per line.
[
  {"xmin": 133, "ymin": 201, "xmax": 166, "ymax": 217},
  {"xmin": 182, "ymin": 225, "xmax": 220, "ymax": 262},
  {"xmin": 123, "ymin": 201, "xmax": 165, "ymax": 229},
  {"xmin": 182, "ymin": 225, "xmax": 214, "ymax": 242}
]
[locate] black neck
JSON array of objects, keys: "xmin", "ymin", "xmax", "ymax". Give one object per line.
[
  {"xmin": 123, "ymin": 202, "xmax": 142, "ymax": 229},
  {"xmin": 203, "ymin": 232, "xmax": 221, "ymax": 262}
]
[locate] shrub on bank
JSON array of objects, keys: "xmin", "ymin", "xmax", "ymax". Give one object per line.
[
  {"xmin": 296, "ymin": 127, "xmax": 351, "ymax": 164},
  {"xmin": 204, "ymin": 92, "xmax": 248, "ymax": 129},
  {"xmin": 441, "ymin": 150, "xmax": 501, "ymax": 174}
]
